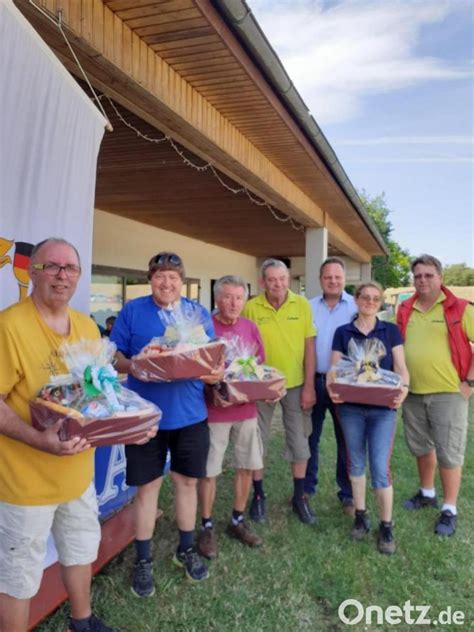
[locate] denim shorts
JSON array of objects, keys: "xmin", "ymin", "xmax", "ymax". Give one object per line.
[{"xmin": 337, "ymin": 404, "xmax": 397, "ymax": 489}]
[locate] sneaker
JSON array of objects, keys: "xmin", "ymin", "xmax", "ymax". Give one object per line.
[
  {"xmin": 351, "ymin": 510, "xmax": 370, "ymax": 540},
  {"xmin": 341, "ymin": 497, "xmax": 355, "ymax": 517},
  {"xmin": 291, "ymin": 495, "xmax": 316, "ymax": 525},
  {"xmin": 249, "ymin": 494, "xmax": 266, "ymax": 524},
  {"xmin": 226, "ymin": 520, "xmax": 263, "ymax": 547},
  {"xmin": 130, "ymin": 559, "xmax": 155, "ymax": 598},
  {"xmin": 434, "ymin": 510, "xmax": 457, "ymax": 537},
  {"xmin": 197, "ymin": 526, "xmax": 218, "ymax": 560},
  {"xmin": 173, "ymin": 546, "xmax": 209, "ymax": 582},
  {"xmin": 402, "ymin": 490, "xmax": 438, "ymax": 510},
  {"xmin": 69, "ymin": 614, "xmax": 121, "ymax": 632},
  {"xmin": 377, "ymin": 522, "xmax": 396, "ymax": 555}
]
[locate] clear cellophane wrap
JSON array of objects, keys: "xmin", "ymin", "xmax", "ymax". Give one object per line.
[
  {"xmin": 330, "ymin": 338, "xmax": 402, "ymax": 407},
  {"xmin": 131, "ymin": 302, "xmax": 225, "ymax": 382},
  {"xmin": 30, "ymin": 339, "xmax": 161, "ymax": 447},
  {"xmin": 207, "ymin": 336, "xmax": 286, "ymax": 407}
]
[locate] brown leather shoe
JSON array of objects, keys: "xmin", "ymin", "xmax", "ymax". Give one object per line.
[
  {"xmin": 226, "ymin": 521, "xmax": 263, "ymax": 547},
  {"xmin": 197, "ymin": 527, "xmax": 218, "ymax": 560},
  {"xmin": 342, "ymin": 498, "xmax": 355, "ymax": 517}
]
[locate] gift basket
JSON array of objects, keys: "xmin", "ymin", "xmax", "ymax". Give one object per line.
[
  {"xmin": 30, "ymin": 339, "xmax": 161, "ymax": 447},
  {"xmin": 207, "ymin": 337, "xmax": 286, "ymax": 407},
  {"xmin": 131, "ymin": 302, "xmax": 225, "ymax": 382},
  {"xmin": 329, "ymin": 338, "xmax": 402, "ymax": 407}
]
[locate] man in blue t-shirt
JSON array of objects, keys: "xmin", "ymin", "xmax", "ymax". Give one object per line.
[{"xmin": 111, "ymin": 252, "xmax": 222, "ymax": 597}]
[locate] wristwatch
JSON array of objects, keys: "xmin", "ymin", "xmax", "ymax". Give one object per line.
[{"xmin": 465, "ymin": 379, "xmax": 474, "ymax": 387}]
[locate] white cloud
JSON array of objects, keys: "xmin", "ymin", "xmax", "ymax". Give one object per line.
[
  {"xmin": 335, "ymin": 135, "xmax": 474, "ymax": 146},
  {"xmin": 248, "ymin": 0, "xmax": 473, "ymax": 124},
  {"xmin": 345, "ymin": 157, "xmax": 473, "ymax": 164}
]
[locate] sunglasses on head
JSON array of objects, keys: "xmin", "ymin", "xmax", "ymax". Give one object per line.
[{"xmin": 152, "ymin": 253, "xmax": 182, "ymax": 267}]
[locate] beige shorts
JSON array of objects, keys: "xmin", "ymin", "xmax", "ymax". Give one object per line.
[
  {"xmin": 0, "ymin": 483, "xmax": 100, "ymax": 600},
  {"xmin": 403, "ymin": 392, "xmax": 469, "ymax": 468},
  {"xmin": 206, "ymin": 418, "xmax": 263, "ymax": 477},
  {"xmin": 257, "ymin": 386, "xmax": 311, "ymax": 463}
]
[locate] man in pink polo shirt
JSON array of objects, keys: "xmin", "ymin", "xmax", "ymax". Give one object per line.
[{"xmin": 198, "ymin": 275, "xmax": 264, "ymax": 559}]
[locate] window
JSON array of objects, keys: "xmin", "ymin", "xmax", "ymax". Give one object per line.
[{"xmin": 90, "ymin": 266, "xmax": 200, "ymax": 327}]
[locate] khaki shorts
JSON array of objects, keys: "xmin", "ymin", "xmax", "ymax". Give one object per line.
[
  {"xmin": 206, "ymin": 418, "xmax": 263, "ymax": 477},
  {"xmin": 0, "ymin": 483, "xmax": 100, "ymax": 599},
  {"xmin": 402, "ymin": 393, "xmax": 468, "ymax": 468},
  {"xmin": 257, "ymin": 386, "xmax": 311, "ymax": 463}
]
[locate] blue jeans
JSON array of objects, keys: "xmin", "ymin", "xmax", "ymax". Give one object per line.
[
  {"xmin": 304, "ymin": 374, "xmax": 352, "ymax": 500},
  {"xmin": 338, "ymin": 404, "xmax": 397, "ymax": 489}
]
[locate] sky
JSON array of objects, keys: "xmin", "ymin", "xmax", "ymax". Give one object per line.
[{"xmin": 248, "ymin": 0, "xmax": 474, "ymax": 266}]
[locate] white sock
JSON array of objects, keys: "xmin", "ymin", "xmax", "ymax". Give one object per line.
[
  {"xmin": 441, "ymin": 503, "xmax": 457, "ymax": 515},
  {"xmin": 421, "ymin": 487, "xmax": 436, "ymax": 498}
]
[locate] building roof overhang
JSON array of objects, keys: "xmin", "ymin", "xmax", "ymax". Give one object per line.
[{"xmin": 14, "ymin": 0, "xmax": 387, "ymax": 261}]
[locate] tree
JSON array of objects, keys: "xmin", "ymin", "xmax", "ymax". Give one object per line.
[
  {"xmin": 359, "ymin": 190, "xmax": 411, "ymax": 288},
  {"xmin": 442, "ymin": 263, "xmax": 474, "ymax": 286}
]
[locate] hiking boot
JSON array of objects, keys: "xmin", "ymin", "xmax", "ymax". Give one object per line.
[
  {"xmin": 197, "ymin": 526, "xmax": 218, "ymax": 560},
  {"xmin": 341, "ymin": 497, "xmax": 355, "ymax": 517},
  {"xmin": 402, "ymin": 490, "xmax": 438, "ymax": 510},
  {"xmin": 249, "ymin": 494, "xmax": 266, "ymax": 524},
  {"xmin": 173, "ymin": 546, "xmax": 209, "ymax": 582},
  {"xmin": 226, "ymin": 520, "xmax": 263, "ymax": 547},
  {"xmin": 291, "ymin": 495, "xmax": 316, "ymax": 524},
  {"xmin": 351, "ymin": 510, "xmax": 370, "ymax": 540},
  {"xmin": 130, "ymin": 558, "xmax": 155, "ymax": 598},
  {"xmin": 434, "ymin": 510, "xmax": 457, "ymax": 537},
  {"xmin": 69, "ymin": 614, "xmax": 121, "ymax": 632},
  {"xmin": 287, "ymin": 493, "xmax": 315, "ymax": 513},
  {"xmin": 377, "ymin": 521, "xmax": 396, "ymax": 555}
]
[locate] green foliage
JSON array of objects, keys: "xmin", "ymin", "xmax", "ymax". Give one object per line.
[
  {"xmin": 443, "ymin": 263, "xmax": 474, "ymax": 286},
  {"xmin": 359, "ymin": 190, "xmax": 411, "ymax": 288}
]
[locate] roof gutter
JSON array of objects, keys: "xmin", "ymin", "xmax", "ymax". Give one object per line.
[{"xmin": 212, "ymin": 0, "xmax": 388, "ymax": 255}]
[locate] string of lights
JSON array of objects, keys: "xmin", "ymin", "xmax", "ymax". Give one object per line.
[
  {"xmin": 28, "ymin": 0, "xmax": 305, "ymax": 234},
  {"xmin": 102, "ymin": 95, "xmax": 305, "ymax": 233}
]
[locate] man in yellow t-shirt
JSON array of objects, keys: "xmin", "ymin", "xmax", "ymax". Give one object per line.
[
  {"xmin": 243, "ymin": 259, "xmax": 316, "ymax": 525},
  {"xmin": 399, "ymin": 254, "xmax": 474, "ymax": 538},
  {"xmin": 0, "ymin": 238, "xmax": 119, "ymax": 632}
]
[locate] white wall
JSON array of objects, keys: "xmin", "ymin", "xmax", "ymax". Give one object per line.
[
  {"xmin": 93, "ymin": 210, "xmax": 259, "ymax": 309},
  {"xmin": 290, "ymin": 255, "xmax": 368, "ymax": 291}
]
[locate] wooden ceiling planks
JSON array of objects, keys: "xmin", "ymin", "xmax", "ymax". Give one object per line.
[
  {"xmin": 24, "ymin": 0, "xmax": 379, "ymax": 257},
  {"xmin": 95, "ymin": 100, "xmax": 308, "ymax": 257},
  {"xmin": 102, "ymin": 1, "xmax": 361, "ymax": 236}
]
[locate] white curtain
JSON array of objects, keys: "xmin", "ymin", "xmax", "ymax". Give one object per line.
[{"xmin": 0, "ymin": 0, "xmax": 105, "ymax": 312}]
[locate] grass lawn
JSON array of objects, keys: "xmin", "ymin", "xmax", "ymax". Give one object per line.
[{"xmin": 37, "ymin": 404, "xmax": 473, "ymax": 631}]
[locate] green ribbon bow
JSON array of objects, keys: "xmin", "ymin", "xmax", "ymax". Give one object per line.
[
  {"xmin": 83, "ymin": 365, "xmax": 118, "ymax": 397},
  {"xmin": 236, "ymin": 356, "xmax": 258, "ymax": 378}
]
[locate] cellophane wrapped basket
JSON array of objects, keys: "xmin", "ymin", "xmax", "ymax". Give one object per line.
[
  {"xmin": 330, "ymin": 338, "xmax": 402, "ymax": 407},
  {"xmin": 131, "ymin": 302, "xmax": 225, "ymax": 382},
  {"xmin": 30, "ymin": 339, "xmax": 161, "ymax": 447},
  {"xmin": 207, "ymin": 337, "xmax": 286, "ymax": 407}
]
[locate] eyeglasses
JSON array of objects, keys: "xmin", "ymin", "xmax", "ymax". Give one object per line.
[
  {"xmin": 359, "ymin": 295, "xmax": 381, "ymax": 303},
  {"xmin": 413, "ymin": 273, "xmax": 435, "ymax": 281},
  {"xmin": 152, "ymin": 253, "xmax": 182, "ymax": 267},
  {"xmin": 32, "ymin": 262, "xmax": 81, "ymax": 277}
]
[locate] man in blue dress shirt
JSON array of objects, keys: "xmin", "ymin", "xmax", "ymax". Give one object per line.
[{"xmin": 304, "ymin": 257, "xmax": 357, "ymax": 513}]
